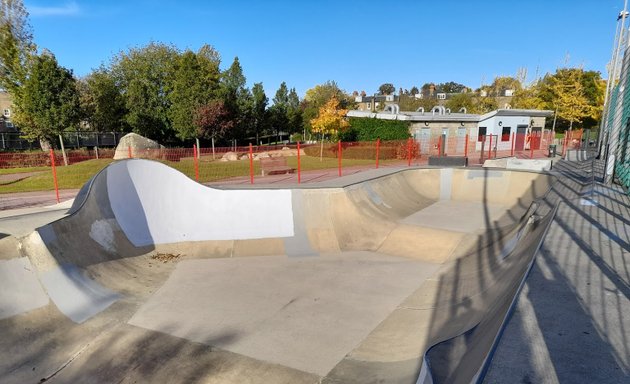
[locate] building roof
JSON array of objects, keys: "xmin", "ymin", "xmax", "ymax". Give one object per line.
[{"xmin": 347, "ymin": 108, "xmax": 553, "ymax": 123}]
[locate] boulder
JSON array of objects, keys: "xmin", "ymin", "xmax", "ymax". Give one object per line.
[
  {"xmin": 222, "ymin": 152, "xmax": 239, "ymax": 161},
  {"xmin": 113, "ymin": 133, "xmax": 164, "ymax": 160}
]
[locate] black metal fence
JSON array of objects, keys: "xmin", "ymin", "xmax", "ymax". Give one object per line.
[{"xmin": 0, "ymin": 131, "xmax": 123, "ymax": 150}]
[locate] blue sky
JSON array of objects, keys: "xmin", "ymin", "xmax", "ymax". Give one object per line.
[{"xmin": 25, "ymin": 0, "xmax": 623, "ymax": 97}]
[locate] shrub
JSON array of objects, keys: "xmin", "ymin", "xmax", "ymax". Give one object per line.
[{"xmin": 348, "ymin": 117, "xmax": 411, "ymax": 141}]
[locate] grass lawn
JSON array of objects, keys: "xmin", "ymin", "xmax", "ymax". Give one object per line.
[{"xmin": 0, "ymin": 155, "xmax": 398, "ymax": 194}]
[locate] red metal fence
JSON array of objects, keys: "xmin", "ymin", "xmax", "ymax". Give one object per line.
[{"xmin": 0, "ymin": 131, "xmax": 569, "ymax": 209}]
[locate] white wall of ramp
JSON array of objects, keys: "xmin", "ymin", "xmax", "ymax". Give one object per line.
[{"xmin": 106, "ymin": 160, "xmax": 294, "ymax": 246}]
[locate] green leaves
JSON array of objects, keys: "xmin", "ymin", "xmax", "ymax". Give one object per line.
[
  {"xmin": 110, "ymin": 42, "xmax": 179, "ymax": 141},
  {"xmin": 17, "ymin": 54, "xmax": 79, "ymax": 142},
  {"xmin": 169, "ymin": 50, "xmax": 220, "ymax": 140}
]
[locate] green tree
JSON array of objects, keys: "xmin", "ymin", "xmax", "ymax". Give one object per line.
[
  {"xmin": 398, "ymin": 94, "xmax": 436, "ymax": 112},
  {"xmin": 445, "ymin": 93, "xmax": 475, "ymax": 112},
  {"xmin": 168, "ymin": 50, "xmax": 219, "ymax": 140},
  {"xmin": 287, "ymin": 87, "xmax": 303, "ymax": 134},
  {"xmin": 580, "ymin": 70, "xmax": 606, "ymax": 129},
  {"xmin": 473, "ymin": 96, "xmax": 498, "ymax": 114},
  {"xmin": 16, "ymin": 53, "xmax": 80, "ymax": 146},
  {"xmin": 269, "ymin": 81, "xmax": 289, "ymax": 140},
  {"xmin": 543, "ymin": 68, "xmax": 594, "ymax": 131},
  {"xmin": 512, "ymin": 85, "xmax": 545, "ymax": 110},
  {"xmin": 436, "ymin": 81, "xmax": 467, "ymax": 93},
  {"xmin": 218, "ymin": 56, "xmax": 248, "ymax": 139},
  {"xmin": 251, "ymin": 82, "xmax": 268, "ymax": 143},
  {"xmin": 0, "ymin": 0, "xmax": 35, "ymax": 99},
  {"xmin": 110, "ymin": 42, "xmax": 179, "ymax": 141},
  {"xmin": 79, "ymin": 68, "xmax": 127, "ymax": 132},
  {"xmin": 378, "ymin": 83, "xmax": 395, "ymax": 95},
  {"xmin": 480, "ymin": 76, "xmax": 522, "ymax": 97}
]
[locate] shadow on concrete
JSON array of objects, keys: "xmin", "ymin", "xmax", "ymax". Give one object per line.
[{"xmin": 483, "ymin": 153, "xmax": 630, "ymax": 383}]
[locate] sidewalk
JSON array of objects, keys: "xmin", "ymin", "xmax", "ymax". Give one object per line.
[
  {"xmin": 484, "ymin": 157, "xmax": 630, "ymax": 383},
  {"xmin": 0, "ymin": 189, "xmax": 79, "ymax": 211}
]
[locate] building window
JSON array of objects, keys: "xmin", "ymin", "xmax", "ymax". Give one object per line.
[
  {"xmin": 6, "ymin": 122, "xmax": 13, "ymax": 128},
  {"xmin": 366, "ymin": 103, "xmax": 371, "ymax": 110},
  {"xmin": 437, "ymin": 93, "xmax": 446, "ymax": 100},
  {"xmin": 501, "ymin": 126, "xmax": 511, "ymax": 141},
  {"xmin": 478, "ymin": 127, "xmax": 487, "ymax": 142},
  {"xmin": 3, "ymin": 109, "xmax": 9, "ymax": 117}
]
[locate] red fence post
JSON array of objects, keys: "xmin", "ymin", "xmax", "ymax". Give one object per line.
[
  {"xmin": 297, "ymin": 141, "xmax": 301, "ymax": 184},
  {"xmin": 488, "ymin": 134, "xmax": 493, "ymax": 159},
  {"xmin": 464, "ymin": 134, "xmax": 469, "ymax": 158},
  {"xmin": 49, "ymin": 149, "xmax": 60, "ymax": 203},
  {"xmin": 249, "ymin": 143, "xmax": 254, "ymax": 184},
  {"xmin": 437, "ymin": 136, "xmax": 442, "ymax": 158},
  {"xmin": 510, "ymin": 132, "xmax": 515, "ymax": 156},
  {"xmin": 193, "ymin": 145, "xmax": 199, "ymax": 181},
  {"xmin": 530, "ymin": 133, "xmax": 535, "ymax": 159},
  {"xmin": 375, "ymin": 138, "xmax": 380, "ymax": 169},
  {"xmin": 407, "ymin": 138, "xmax": 412, "ymax": 166},
  {"xmin": 128, "ymin": 146, "xmax": 132, "ymax": 159},
  {"xmin": 338, "ymin": 140, "xmax": 342, "ymax": 177}
]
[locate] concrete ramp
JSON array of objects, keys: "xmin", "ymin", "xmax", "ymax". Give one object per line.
[{"xmin": 0, "ymin": 160, "xmax": 557, "ymax": 384}]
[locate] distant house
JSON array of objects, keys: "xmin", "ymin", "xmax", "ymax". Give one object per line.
[
  {"xmin": 346, "ymin": 106, "xmax": 553, "ymax": 153},
  {"xmin": 0, "ymin": 90, "xmax": 16, "ymax": 133},
  {"xmin": 355, "ymin": 94, "xmax": 398, "ymax": 112}
]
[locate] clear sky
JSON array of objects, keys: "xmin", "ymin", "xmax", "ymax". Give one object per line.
[{"xmin": 24, "ymin": 0, "xmax": 624, "ymax": 98}]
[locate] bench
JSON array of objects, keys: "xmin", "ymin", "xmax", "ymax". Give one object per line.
[{"xmin": 260, "ymin": 157, "xmax": 295, "ymax": 176}]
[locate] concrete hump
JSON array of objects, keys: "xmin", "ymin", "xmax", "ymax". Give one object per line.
[{"xmin": 102, "ymin": 160, "xmax": 295, "ymax": 246}]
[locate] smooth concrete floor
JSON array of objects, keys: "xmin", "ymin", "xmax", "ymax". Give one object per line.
[
  {"xmin": 400, "ymin": 200, "xmax": 507, "ymax": 233},
  {"xmin": 128, "ymin": 251, "xmax": 441, "ymax": 376}
]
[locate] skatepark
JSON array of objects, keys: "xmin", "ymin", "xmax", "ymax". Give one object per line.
[{"xmin": 0, "ymin": 157, "xmax": 628, "ymax": 383}]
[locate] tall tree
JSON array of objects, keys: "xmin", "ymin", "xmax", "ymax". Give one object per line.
[
  {"xmin": 169, "ymin": 50, "xmax": 218, "ymax": 140},
  {"xmin": 287, "ymin": 87, "xmax": 302, "ymax": 134},
  {"xmin": 378, "ymin": 83, "xmax": 395, "ymax": 95},
  {"xmin": 0, "ymin": 0, "xmax": 35, "ymax": 99},
  {"xmin": 110, "ymin": 42, "xmax": 179, "ymax": 140},
  {"xmin": 15, "ymin": 53, "xmax": 80, "ymax": 146},
  {"xmin": 79, "ymin": 68, "xmax": 127, "ymax": 132},
  {"xmin": 543, "ymin": 68, "xmax": 593, "ymax": 131},
  {"xmin": 219, "ymin": 56, "xmax": 247, "ymax": 139},
  {"xmin": 269, "ymin": 81, "xmax": 289, "ymax": 140},
  {"xmin": 251, "ymin": 82, "xmax": 268, "ymax": 143}
]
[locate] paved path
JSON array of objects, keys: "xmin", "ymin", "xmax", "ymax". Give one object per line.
[
  {"xmin": 484, "ymin": 157, "xmax": 630, "ymax": 383},
  {"xmin": 0, "ymin": 189, "xmax": 78, "ymax": 210}
]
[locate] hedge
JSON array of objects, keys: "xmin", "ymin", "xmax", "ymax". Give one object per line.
[
  {"xmin": 345, "ymin": 117, "xmax": 411, "ymax": 141},
  {"xmin": 303, "ymin": 141, "xmax": 414, "ymax": 160}
]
